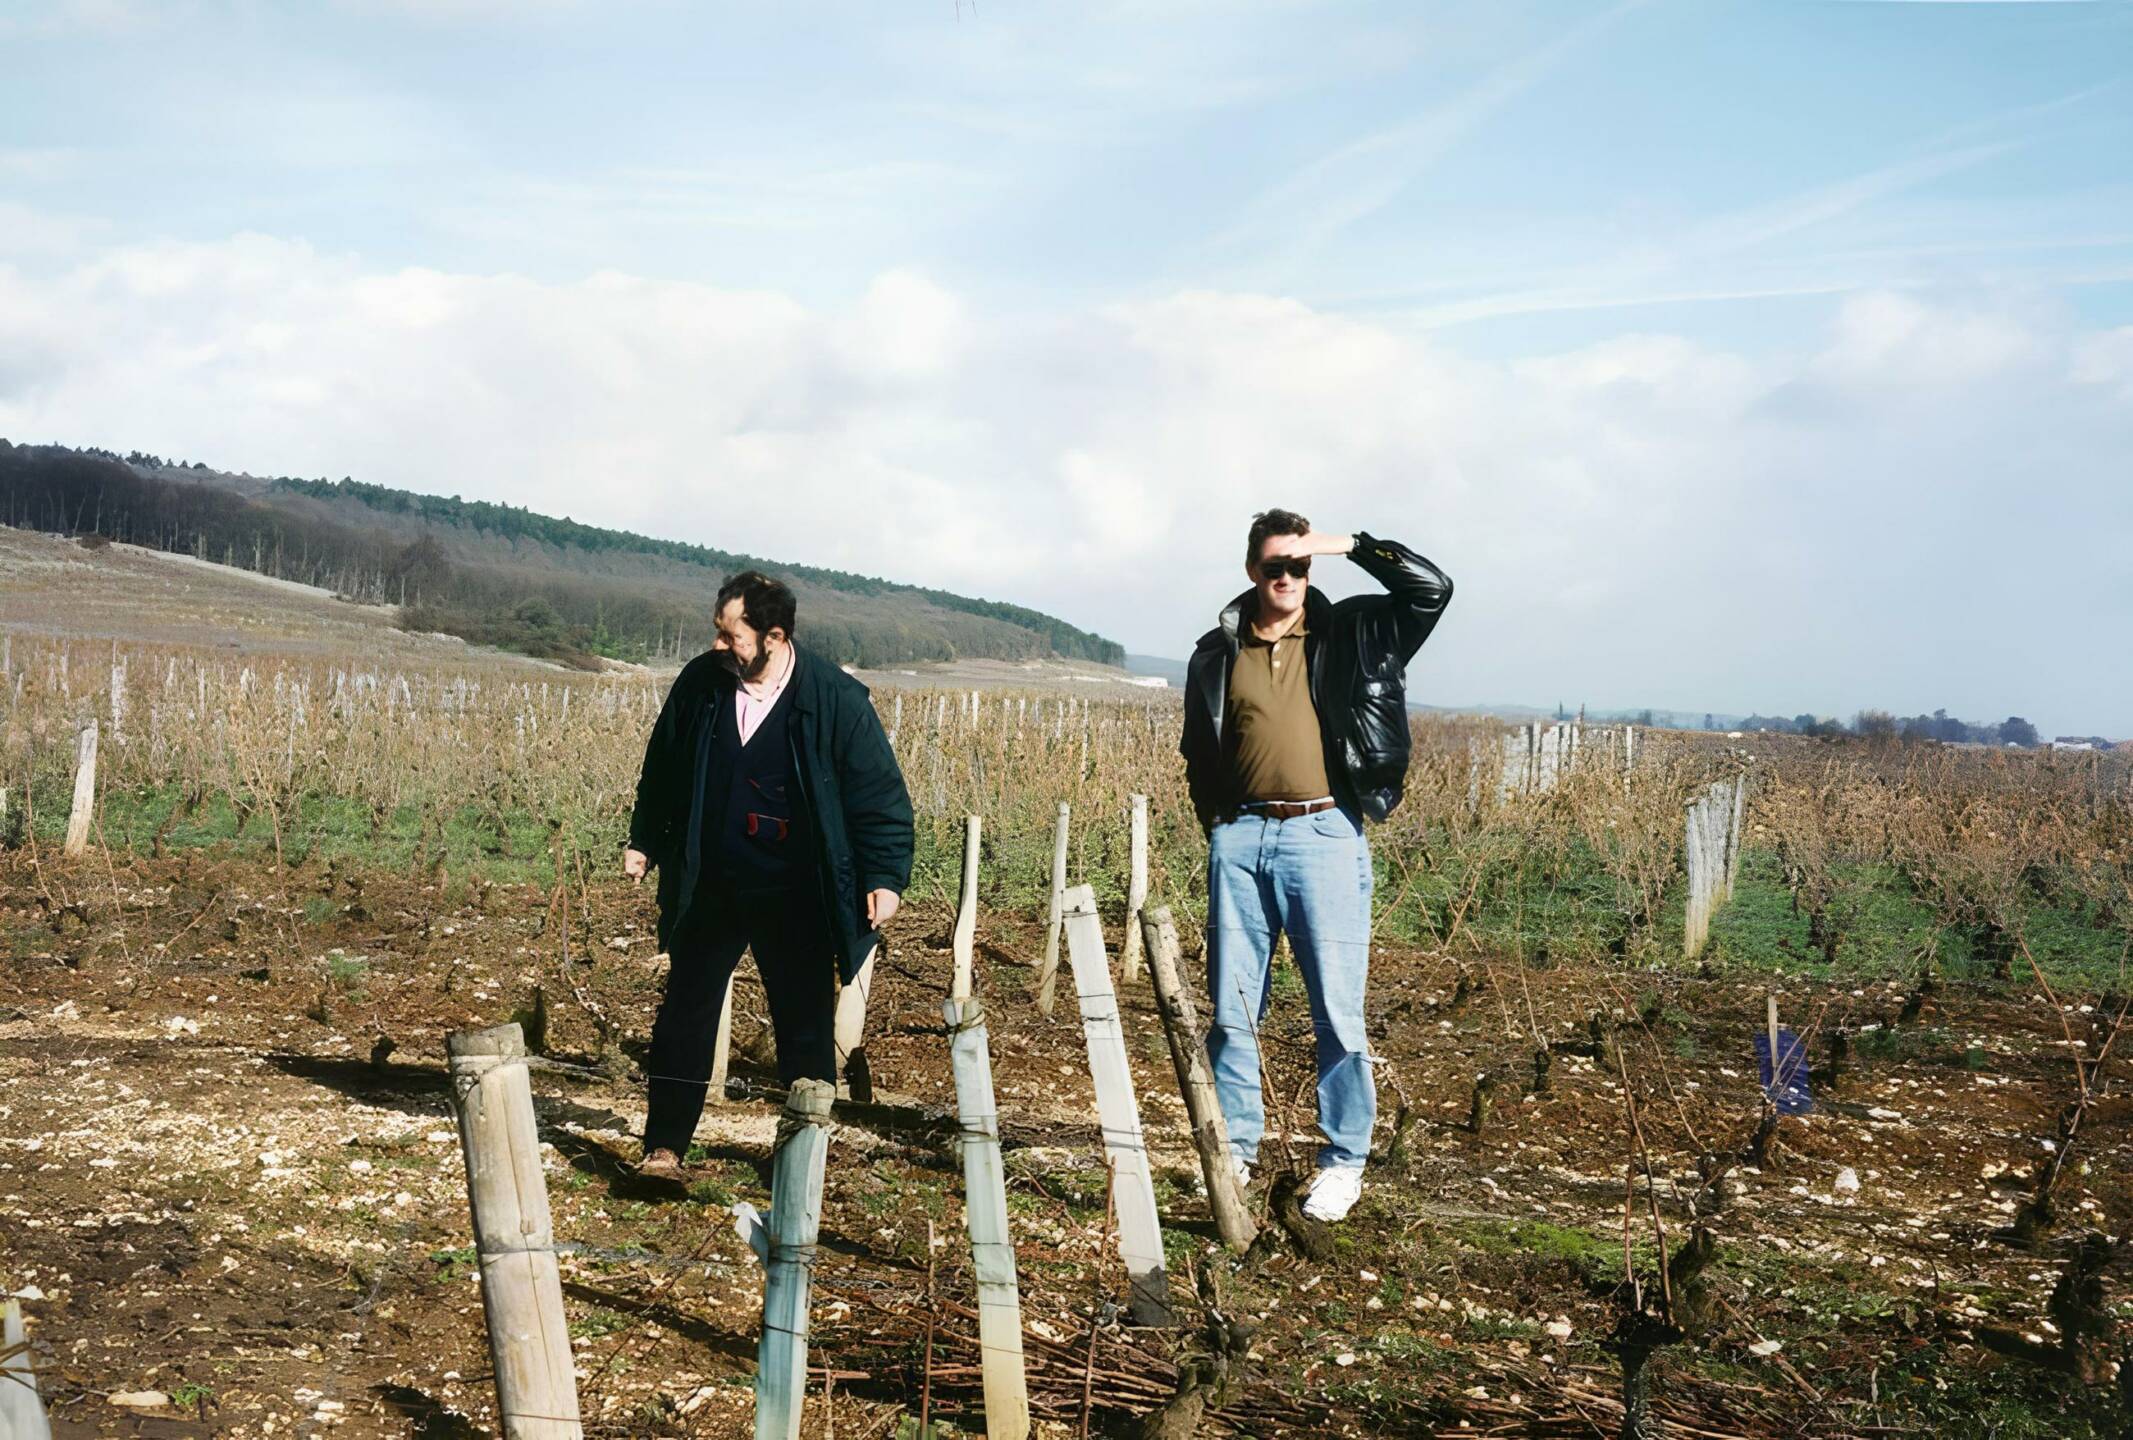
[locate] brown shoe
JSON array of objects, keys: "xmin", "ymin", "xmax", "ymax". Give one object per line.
[{"xmin": 639, "ymin": 1147, "xmax": 683, "ymax": 1178}]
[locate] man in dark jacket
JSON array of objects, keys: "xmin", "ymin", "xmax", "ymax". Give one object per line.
[
  {"xmin": 1180, "ymin": 511, "xmax": 1451, "ymax": 1222},
  {"xmin": 623, "ymin": 571, "xmax": 914, "ymax": 1173}
]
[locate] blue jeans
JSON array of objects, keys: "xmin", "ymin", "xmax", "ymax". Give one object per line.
[{"xmin": 1204, "ymin": 806, "xmax": 1375, "ymax": 1168}]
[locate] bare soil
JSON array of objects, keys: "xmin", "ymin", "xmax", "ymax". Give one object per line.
[{"xmin": 1, "ymin": 847, "xmax": 2126, "ymax": 1438}]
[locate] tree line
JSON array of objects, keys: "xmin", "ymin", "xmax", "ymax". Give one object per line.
[
  {"xmin": 270, "ymin": 474, "xmax": 1122, "ymax": 664},
  {"xmin": 0, "ymin": 441, "xmax": 1125, "ymax": 671},
  {"xmin": 1736, "ymin": 708, "xmax": 2042, "ymax": 748}
]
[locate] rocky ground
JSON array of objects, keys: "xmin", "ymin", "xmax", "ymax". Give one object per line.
[{"xmin": 2, "ymin": 847, "xmax": 2127, "ymax": 1438}]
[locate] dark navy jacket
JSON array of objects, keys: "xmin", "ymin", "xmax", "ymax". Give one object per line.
[{"xmin": 628, "ymin": 646, "xmax": 914, "ymax": 981}]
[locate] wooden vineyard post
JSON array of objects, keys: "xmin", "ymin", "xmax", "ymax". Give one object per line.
[
  {"xmin": 943, "ymin": 995, "xmax": 1031, "ymax": 1439},
  {"xmin": 707, "ymin": 980, "xmax": 736, "ymax": 1107},
  {"xmin": 833, "ymin": 945, "xmax": 876, "ymax": 1103},
  {"xmin": 1120, "ymin": 794, "xmax": 1149, "ymax": 982},
  {"xmin": 757, "ymin": 1078, "xmax": 834, "ymax": 1440},
  {"xmin": 62, "ymin": 718, "xmax": 97, "ymax": 857},
  {"xmin": 1140, "ymin": 907, "xmax": 1255, "ymax": 1252},
  {"xmin": 2, "ymin": 1296, "xmax": 52, "ymax": 1440},
  {"xmin": 1036, "ymin": 804, "xmax": 1070, "ymax": 1017},
  {"xmin": 951, "ymin": 815, "xmax": 982, "ymax": 1003},
  {"xmin": 1062, "ymin": 885, "xmax": 1172, "ymax": 1326},
  {"xmin": 1725, "ymin": 775, "xmax": 1748, "ymax": 902},
  {"xmin": 1683, "ymin": 793, "xmax": 1710, "ymax": 959},
  {"xmin": 445, "ymin": 1023, "xmax": 583, "ymax": 1440}
]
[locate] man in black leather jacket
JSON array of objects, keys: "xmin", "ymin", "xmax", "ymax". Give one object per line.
[{"xmin": 1179, "ymin": 511, "xmax": 1452, "ymax": 1221}]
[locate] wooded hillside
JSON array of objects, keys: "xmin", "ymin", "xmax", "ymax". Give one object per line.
[{"xmin": 0, "ymin": 441, "xmax": 1123, "ymax": 670}]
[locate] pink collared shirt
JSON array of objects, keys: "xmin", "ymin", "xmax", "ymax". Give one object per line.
[{"xmin": 734, "ymin": 645, "xmax": 795, "ymax": 746}]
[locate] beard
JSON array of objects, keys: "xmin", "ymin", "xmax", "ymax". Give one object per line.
[{"xmin": 714, "ymin": 647, "xmax": 774, "ymax": 683}]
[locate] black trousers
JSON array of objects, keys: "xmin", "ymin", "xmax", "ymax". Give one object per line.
[{"xmin": 643, "ymin": 885, "xmax": 838, "ymax": 1156}]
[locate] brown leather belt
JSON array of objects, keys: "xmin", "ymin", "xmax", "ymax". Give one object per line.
[{"xmin": 1238, "ymin": 798, "xmax": 1338, "ymax": 820}]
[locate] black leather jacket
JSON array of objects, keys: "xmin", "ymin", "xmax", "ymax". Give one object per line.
[{"xmin": 1181, "ymin": 533, "xmax": 1452, "ymax": 829}]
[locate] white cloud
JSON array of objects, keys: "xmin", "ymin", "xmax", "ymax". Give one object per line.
[
  {"xmin": 1814, "ymin": 290, "xmax": 2050, "ymax": 387},
  {"xmin": 1, "ymin": 233, "xmax": 2128, "ymax": 732},
  {"xmin": 833, "ymin": 270, "xmax": 968, "ymax": 381}
]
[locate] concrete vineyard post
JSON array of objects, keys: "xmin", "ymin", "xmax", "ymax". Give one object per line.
[
  {"xmin": 1036, "ymin": 803, "xmax": 1070, "ymax": 1017},
  {"xmin": 756, "ymin": 1079, "xmax": 834, "ymax": 1440},
  {"xmin": 1062, "ymin": 885, "xmax": 1172, "ymax": 1325},
  {"xmin": 1121, "ymin": 793, "xmax": 1149, "ymax": 981},
  {"xmin": 1140, "ymin": 906, "xmax": 1255, "ymax": 1252},
  {"xmin": 1, "ymin": 1297, "xmax": 52, "ymax": 1440},
  {"xmin": 445, "ymin": 1023, "xmax": 583, "ymax": 1439},
  {"xmin": 943, "ymin": 995, "xmax": 1031, "ymax": 1439},
  {"xmin": 951, "ymin": 815, "xmax": 981, "ymax": 1003},
  {"xmin": 63, "ymin": 718, "xmax": 97, "ymax": 857},
  {"xmin": 1682, "ymin": 779, "xmax": 1744, "ymax": 960}
]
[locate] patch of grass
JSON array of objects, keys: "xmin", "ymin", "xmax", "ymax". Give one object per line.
[
  {"xmin": 323, "ymin": 950, "xmax": 368, "ymax": 992},
  {"xmin": 687, "ymin": 1175, "xmax": 736, "ymax": 1206},
  {"xmin": 1374, "ymin": 1328, "xmax": 1456, "ymax": 1371},
  {"xmin": 1458, "ymin": 1310, "xmax": 1541, "ymax": 1341},
  {"xmin": 1456, "ymin": 1219, "xmax": 1625, "ymax": 1287},
  {"xmin": 569, "ymin": 1308, "xmax": 628, "ymax": 1339},
  {"xmin": 429, "ymin": 1245, "xmax": 478, "ymax": 1281},
  {"xmin": 169, "ymin": 1381, "xmax": 214, "ymax": 1409},
  {"xmin": 1270, "ymin": 946, "xmax": 1305, "ymax": 1002}
]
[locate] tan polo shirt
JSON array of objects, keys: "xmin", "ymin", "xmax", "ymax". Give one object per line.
[{"xmin": 1225, "ymin": 615, "xmax": 1330, "ymax": 802}]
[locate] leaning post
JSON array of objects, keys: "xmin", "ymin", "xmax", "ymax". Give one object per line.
[
  {"xmin": 446, "ymin": 1023, "xmax": 583, "ymax": 1440},
  {"xmin": 1141, "ymin": 907, "xmax": 1256, "ymax": 1252},
  {"xmin": 943, "ymin": 994, "xmax": 1031, "ymax": 1438},
  {"xmin": 1063, "ymin": 884, "xmax": 1172, "ymax": 1325},
  {"xmin": 707, "ymin": 981, "xmax": 736, "ymax": 1106},
  {"xmin": 833, "ymin": 944, "xmax": 877, "ymax": 1103}
]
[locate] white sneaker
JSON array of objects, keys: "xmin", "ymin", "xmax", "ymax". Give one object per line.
[{"xmin": 1302, "ymin": 1164, "xmax": 1365, "ymax": 1222}]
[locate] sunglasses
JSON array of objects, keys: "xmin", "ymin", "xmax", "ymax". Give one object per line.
[{"xmin": 1258, "ymin": 557, "xmax": 1312, "ymax": 580}]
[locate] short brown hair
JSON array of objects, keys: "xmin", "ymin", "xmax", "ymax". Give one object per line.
[{"xmin": 1246, "ymin": 508, "xmax": 1311, "ymax": 567}]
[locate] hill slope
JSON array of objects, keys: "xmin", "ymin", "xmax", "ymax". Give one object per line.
[{"xmin": 0, "ymin": 440, "xmax": 1122, "ymax": 670}]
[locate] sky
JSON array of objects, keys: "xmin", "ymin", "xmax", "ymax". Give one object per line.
[{"xmin": 2, "ymin": 0, "xmax": 2130, "ymax": 735}]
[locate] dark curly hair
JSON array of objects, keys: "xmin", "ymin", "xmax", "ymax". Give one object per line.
[
  {"xmin": 716, "ymin": 570, "xmax": 797, "ymax": 640},
  {"xmin": 1246, "ymin": 508, "xmax": 1311, "ymax": 567}
]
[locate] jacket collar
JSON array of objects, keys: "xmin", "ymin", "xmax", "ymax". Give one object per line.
[
  {"xmin": 1218, "ymin": 585, "xmax": 1332, "ymax": 646},
  {"xmin": 787, "ymin": 644, "xmax": 818, "ymax": 714}
]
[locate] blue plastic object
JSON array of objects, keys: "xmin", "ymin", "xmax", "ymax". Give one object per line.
[{"xmin": 1755, "ymin": 1026, "xmax": 1813, "ymax": 1115}]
